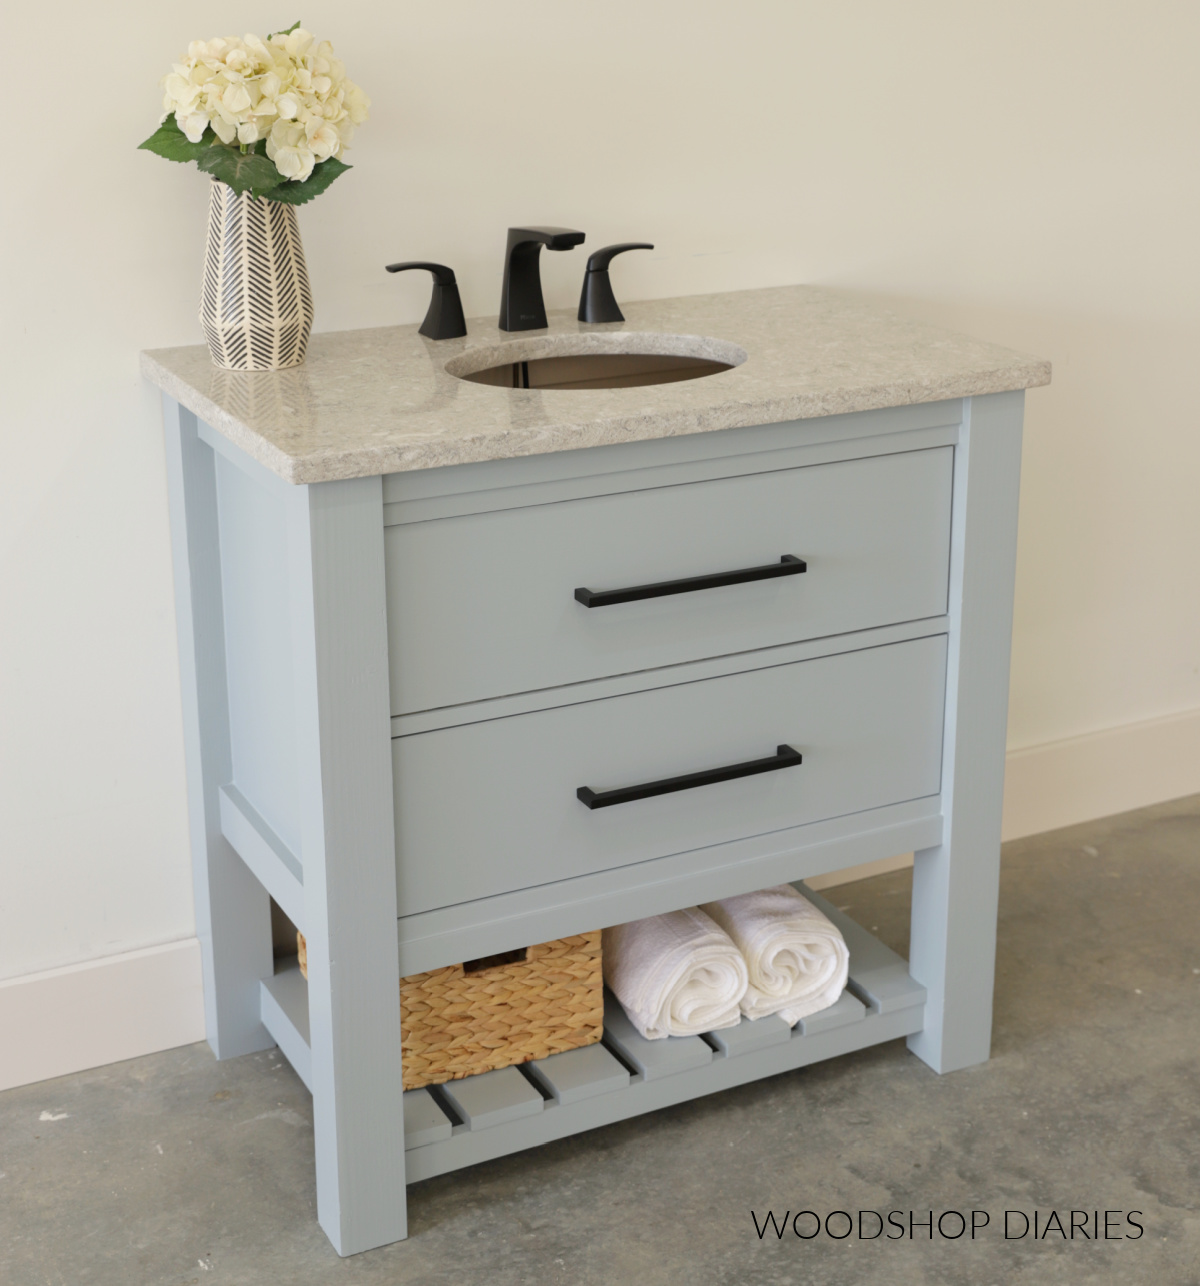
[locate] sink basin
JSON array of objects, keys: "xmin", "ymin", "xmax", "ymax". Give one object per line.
[{"xmin": 445, "ymin": 332, "xmax": 747, "ymax": 391}]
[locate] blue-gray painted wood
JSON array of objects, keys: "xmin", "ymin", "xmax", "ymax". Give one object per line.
[
  {"xmin": 438, "ymin": 1066, "xmax": 545, "ymax": 1130},
  {"xmin": 601, "ymin": 992, "xmax": 714, "ymax": 1080},
  {"xmin": 393, "ymin": 634, "xmax": 947, "ymax": 918},
  {"xmin": 160, "ymin": 385, "xmax": 1029, "ymax": 1251},
  {"xmin": 403, "ymin": 1089, "xmax": 453, "ymax": 1148},
  {"xmin": 218, "ymin": 784, "xmax": 304, "ymax": 931},
  {"xmin": 197, "ymin": 417, "xmax": 296, "ymax": 495},
  {"xmin": 161, "ymin": 397, "xmax": 274, "ymax": 1059},
  {"xmin": 285, "ymin": 475, "xmax": 407, "ymax": 1255},
  {"xmin": 405, "ymin": 997, "xmax": 925, "ymax": 1184},
  {"xmin": 907, "ymin": 391, "xmax": 1025, "ymax": 1073},
  {"xmin": 381, "ymin": 399, "xmax": 964, "ymax": 512},
  {"xmin": 386, "ymin": 446, "xmax": 953, "ymax": 714},
  {"xmin": 396, "ymin": 799, "xmax": 944, "ymax": 976},
  {"xmin": 214, "ymin": 451, "xmax": 301, "ymax": 858},
  {"xmin": 390, "ymin": 614, "xmax": 947, "ymax": 738},
  {"xmin": 795, "ymin": 989, "xmax": 867, "ymax": 1036},
  {"xmin": 526, "ymin": 1043, "xmax": 631, "ymax": 1105},
  {"xmin": 260, "ymin": 961, "xmax": 312, "ymax": 1091},
  {"xmin": 704, "ymin": 1014, "xmax": 793, "ymax": 1057},
  {"xmin": 383, "ymin": 423, "xmax": 960, "ymax": 527}
]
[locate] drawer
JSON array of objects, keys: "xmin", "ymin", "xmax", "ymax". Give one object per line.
[
  {"xmin": 392, "ymin": 634, "xmax": 947, "ymax": 917},
  {"xmin": 384, "ymin": 446, "xmax": 952, "ymax": 715}
]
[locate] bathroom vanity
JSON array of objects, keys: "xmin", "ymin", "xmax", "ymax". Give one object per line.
[{"xmin": 142, "ymin": 285, "xmax": 1049, "ymax": 1256}]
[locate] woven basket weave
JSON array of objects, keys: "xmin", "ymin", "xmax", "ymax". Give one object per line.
[{"xmin": 297, "ymin": 931, "xmax": 603, "ymax": 1090}]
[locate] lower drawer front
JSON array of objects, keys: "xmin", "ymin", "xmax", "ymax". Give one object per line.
[{"xmin": 393, "ymin": 634, "xmax": 947, "ymax": 918}]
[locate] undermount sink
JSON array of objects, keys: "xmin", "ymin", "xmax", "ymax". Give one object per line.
[{"xmin": 445, "ymin": 332, "xmax": 747, "ymax": 391}]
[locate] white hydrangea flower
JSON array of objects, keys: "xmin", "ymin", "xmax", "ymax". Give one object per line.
[{"xmin": 158, "ymin": 26, "xmax": 370, "ymax": 184}]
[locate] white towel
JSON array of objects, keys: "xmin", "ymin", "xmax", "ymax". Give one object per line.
[
  {"xmin": 602, "ymin": 907, "xmax": 749, "ymax": 1040},
  {"xmin": 700, "ymin": 884, "xmax": 848, "ymax": 1024}
]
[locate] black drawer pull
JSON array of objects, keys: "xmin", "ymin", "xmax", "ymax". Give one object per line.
[
  {"xmin": 574, "ymin": 555, "xmax": 806, "ymax": 608},
  {"xmin": 576, "ymin": 744, "xmax": 802, "ymax": 810}
]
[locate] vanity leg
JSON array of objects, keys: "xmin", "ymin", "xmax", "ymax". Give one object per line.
[
  {"xmin": 162, "ymin": 399, "xmax": 274, "ymax": 1058},
  {"xmin": 908, "ymin": 391, "xmax": 1024, "ymax": 1074},
  {"xmin": 287, "ymin": 476, "xmax": 407, "ymax": 1255}
]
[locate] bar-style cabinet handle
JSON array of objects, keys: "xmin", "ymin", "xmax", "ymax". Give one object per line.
[
  {"xmin": 576, "ymin": 744, "xmax": 802, "ymax": 810},
  {"xmin": 574, "ymin": 555, "xmax": 806, "ymax": 609}
]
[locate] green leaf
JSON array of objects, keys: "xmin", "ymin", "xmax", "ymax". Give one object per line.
[
  {"xmin": 267, "ymin": 20, "xmax": 301, "ymax": 39},
  {"xmin": 138, "ymin": 116, "xmax": 214, "ymax": 162},
  {"xmin": 196, "ymin": 145, "xmax": 287, "ymax": 198},
  {"xmin": 266, "ymin": 156, "xmax": 351, "ymax": 206}
]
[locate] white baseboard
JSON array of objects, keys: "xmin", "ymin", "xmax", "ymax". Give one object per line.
[
  {"xmin": 0, "ymin": 939, "xmax": 205, "ymax": 1094},
  {"xmin": 5, "ymin": 705, "xmax": 1199, "ymax": 1094},
  {"xmin": 1001, "ymin": 705, "xmax": 1200, "ymax": 841}
]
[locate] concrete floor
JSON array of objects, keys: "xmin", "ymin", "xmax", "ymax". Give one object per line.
[{"xmin": 3, "ymin": 796, "xmax": 1199, "ymax": 1286}]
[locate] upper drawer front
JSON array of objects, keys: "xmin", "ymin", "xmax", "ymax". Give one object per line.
[
  {"xmin": 385, "ymin": 446, "xmax": 953, "ymax": 715},
  {"xmin": 393, "ymin": 633, "xmax": 947, "ymax": 918}
]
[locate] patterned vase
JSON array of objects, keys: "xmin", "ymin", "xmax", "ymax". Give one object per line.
[{"xmin": 200, "ymin": 180, "xmax": 314, "ymax": 371}]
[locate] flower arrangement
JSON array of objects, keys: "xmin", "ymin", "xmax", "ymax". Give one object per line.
[{"xmin": 139, "ymin": 21, "xmax": 369, "ymax": 204}]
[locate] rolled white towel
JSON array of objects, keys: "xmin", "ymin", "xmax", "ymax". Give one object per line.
[
  {"xmin": 700, "ymin": 884, "xmax": 848, "ymax": 1024},
  {"xmin": 602, "ymin": 907, "xmax": 749, "ymax": 1040}
]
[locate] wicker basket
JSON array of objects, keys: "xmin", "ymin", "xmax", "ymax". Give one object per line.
[{"xmin": 297, "ymin": 931, "xmax": 604, "ymax": 1090}]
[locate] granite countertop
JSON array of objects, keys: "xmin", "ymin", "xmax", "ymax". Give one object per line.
[{"xmin": 141, "ymin": 284, "xmax": 1051, "ymax": 484}]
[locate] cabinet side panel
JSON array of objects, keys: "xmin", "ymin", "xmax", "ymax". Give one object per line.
[{"xmin": 214, "ymin": 452, "xmax": 300, "ymax": 858}]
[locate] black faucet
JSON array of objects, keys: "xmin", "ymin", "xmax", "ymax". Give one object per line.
[
  {"xmin": 498, "ymin": 227, "xmax": 585, "ymax": 331},
  {"xmin": 578, "ymin": 243, "xmax": 654, "ymax": 324}
]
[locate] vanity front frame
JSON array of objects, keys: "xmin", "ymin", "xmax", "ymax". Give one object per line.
[{"xmin": 161, "ymin": 390, "xmax": 1024, "ymax": 1256}]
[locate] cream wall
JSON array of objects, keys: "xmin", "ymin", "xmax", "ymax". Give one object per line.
[{"xmin": 2, "ymin": 2, "xmax": 1198, "ymax": 1044}]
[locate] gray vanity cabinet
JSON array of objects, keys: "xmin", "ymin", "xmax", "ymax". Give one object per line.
[{"xmin": 160, "ymin": 386, "xmax": 1025, "ymax": 1257}]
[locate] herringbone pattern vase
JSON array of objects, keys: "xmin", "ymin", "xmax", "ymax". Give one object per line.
[{"xmin": 200, "ymin": 180, "xmax": 314, "ymax": 371}]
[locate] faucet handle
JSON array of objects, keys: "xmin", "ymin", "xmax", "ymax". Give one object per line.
[
  {"xmin": 385, "ymin": 261, "xmax": 467, "ymax": 340},
  {"xmin": 578, "ymin": 243, "xmax": 654, "ymax": 324}
]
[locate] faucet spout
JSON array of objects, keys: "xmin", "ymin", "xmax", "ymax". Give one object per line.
[{"xmin": 498, "ymin": 226, "xmax": 585, "ymax": 332}]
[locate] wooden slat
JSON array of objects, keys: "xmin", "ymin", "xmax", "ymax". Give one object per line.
[
  {"xmin": 438, "ymin": 1067, "xmax": 545, "ymax": 1131},
  {"xmin": 405, "ymin": 999, "xmax": 924, "ymax": 1184},
  {"xmin": 527, "ymin": 1043, "xmax": 630, "ymax": 1105},
  {"xmin": 260, "ymin": 961, "xmax": 311, "ymax": 1091},
  {"xmin": 601, "ymin": 992, "xmax": 714, "ymax": 1081},
  {"xmin": 705, "ymin": 1014, "xmax": 792, "ymax": 1057},
  {"xmin": 795, "ymin": 989, "xmax": 867, "ymax": 1036},
  {"xmin": 219, "ymin": 785, "xmax": 305, "ymax": 931},
  {"xmin": 403, "ymin": 1089, "xmax": 453, "ymax": 1148}
]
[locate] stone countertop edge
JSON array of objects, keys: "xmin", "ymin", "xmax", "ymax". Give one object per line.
[{"xmin": 141, "ymin": 285, "xmax": 1051, "ymax": 486}]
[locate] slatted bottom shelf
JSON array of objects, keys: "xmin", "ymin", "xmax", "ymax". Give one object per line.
[{"xmin": 258, "ymin": 884, "xmax": 925, "ymax": 1184}]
